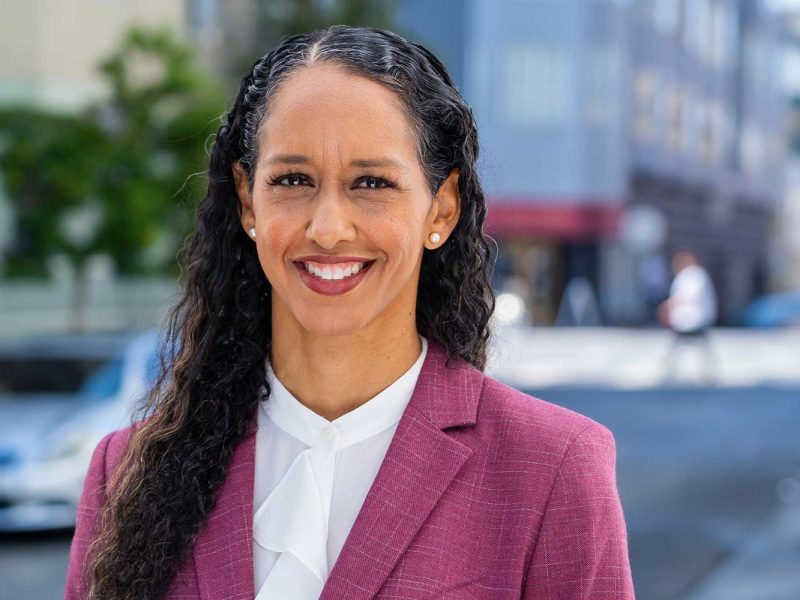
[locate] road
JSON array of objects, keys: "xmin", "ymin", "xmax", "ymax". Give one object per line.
[
  {"xmin": 528, "ymin": 384, "xmax": 800, "ymax": 600},
  {"xmin": 0, "ymin": 530, "xmax": 72, "ymax": 600}
]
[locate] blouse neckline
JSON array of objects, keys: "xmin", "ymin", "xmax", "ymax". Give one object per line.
[{"xmin": 261, "ymin": 335, "xmax": 428, "ymax": 449}]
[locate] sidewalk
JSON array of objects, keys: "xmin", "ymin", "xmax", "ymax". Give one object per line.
[{"xmin": 485, "ymin": 325, "xmax": 800, "ymax": 389}]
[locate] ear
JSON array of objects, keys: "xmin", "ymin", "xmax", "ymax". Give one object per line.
[
  {"xmin": 425, "ymin": 168, "xmax": 461, "ymax": 249},
  {"xmin": 232, "ymin": 160, "xmax": 255, "ymax": 234}
]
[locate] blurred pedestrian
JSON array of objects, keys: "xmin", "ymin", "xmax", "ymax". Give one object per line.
[
  {"xmin": 657, "ymin": 249, "xmax": 718, "ymax": 383},
  {"xmin": 64, "ymin": 26, "xmax": 633, "ymax": 600}
]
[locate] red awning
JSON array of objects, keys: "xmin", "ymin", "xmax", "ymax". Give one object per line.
[{"xmin": 484, "ymin": 200, "xmax": 622, "ymax": 241}]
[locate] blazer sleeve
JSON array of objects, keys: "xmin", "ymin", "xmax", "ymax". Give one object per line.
[
  {"xmin": 64, "ymin": 431, "xmax": 115, "ymax": 600},
  {"xmin": 522, "ymin": 421, "xmax": 635, "ymax": 599}
]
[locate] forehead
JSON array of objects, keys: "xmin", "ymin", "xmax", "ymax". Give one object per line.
[{"xmin": 257, "ymin": 63, "xmax": 419, "ymax": 163}]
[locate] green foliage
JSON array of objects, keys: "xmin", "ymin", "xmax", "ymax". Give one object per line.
[
  {"xmin": 0, "ymin": 110, "xmax": 109, "ymax": 276},
  {"xmin": 0, "ymin": 27, "xmax": 227, "ymax": 278},
  {"xmin": 228, "ymin": 0, "xmax": 395, "ymax": 86},
  {"xmin": 258, "ymin": 0, "xmax": 393, "ymax": 36}
]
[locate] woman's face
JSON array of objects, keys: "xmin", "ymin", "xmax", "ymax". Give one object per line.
[{"xmin": 234, "ymin": 63, "xmax": 460, "ymax": 339}]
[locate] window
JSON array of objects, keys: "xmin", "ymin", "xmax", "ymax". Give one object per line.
[
  {"xmin": 743, "ymin": 30, "xmax": 771, "ymax": 95},
  {"xmin": 652, "ymin": 0, "xmax": 680, "ymax": 35},
  {"xmin": 720, "ymin": 104, "xmax": 738, "ymax": 166},
  {"xmin": 683, "ymin": 0, "xmax": 712, "ymax": 60},
  {"xmin": 502, "ymin": 43, "xmax": 573, "ymax": 126},
  {"xmin": 709, "ymin": 1, "xmax": 731, "ymax": 66},
  {"xmin": 587, "ymin": 44, "xmax": 621, "ymax": 126},
  {"xmin": 681, "ymin": 95, "xmax": 703, "ymax": 157},
  {"xmin": 740, "ymin": 121, "xmax": 764, "ymax": 174},
  {"xmin": 0, "ymin": 356, "xmax": 121, "ymax": 396},
  {"xmin": 666, "ymin": 84, "xmax": 686, "ymax": 152},
  {"xmin": 701, "ymin": 101, "xmax": 726, "ymax": 163},
  {"xmin": 633, "ymin": 68, "xmax": 657, "ymax": 140}
]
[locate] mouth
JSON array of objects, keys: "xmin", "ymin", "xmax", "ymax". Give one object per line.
[
  {"xmin": 292, "ymin": 259, "xmax": 377, "ymax": 296},
  {"xmin": 297, "ymin": 259, "xmax": 375, "ymax": 280}
]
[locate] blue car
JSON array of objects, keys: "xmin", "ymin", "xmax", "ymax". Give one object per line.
[
  {"xmin": 740, "ymin": 289, "xmax": 800, "ymax": 328},
  {"xmin": 0, "ymin": 329, "xmax": 160, "ymax": 531}
]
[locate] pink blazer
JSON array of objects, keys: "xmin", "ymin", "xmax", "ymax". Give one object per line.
[{"xmin": 65, "ymin": 339, "xmax": 634, "ymax": 599}]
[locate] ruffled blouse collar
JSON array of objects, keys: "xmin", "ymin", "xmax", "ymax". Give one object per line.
[{"xmin": 253, "ymin": 336, "xmax": 428, "ymax": 599}]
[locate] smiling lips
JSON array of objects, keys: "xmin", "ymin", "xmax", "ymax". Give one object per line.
[
  {"xmin": 301, "ymin": 260, "xmax": 366, "ymax": 280},
  {"xmin": 293, "ymin": 256, "xmax": 376, "ymax": 295}
]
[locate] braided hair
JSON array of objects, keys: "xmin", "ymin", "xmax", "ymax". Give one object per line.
[{"xmin": 82, "ymin": 25, "xmax": 494, "ymax": 599}]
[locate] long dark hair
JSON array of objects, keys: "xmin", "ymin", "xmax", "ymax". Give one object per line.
[{"xmin": 83, "ymin": 25, "xmax": 495, "ymax": 600}]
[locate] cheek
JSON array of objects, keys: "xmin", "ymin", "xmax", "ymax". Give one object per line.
[
  {"xmin": 379, "ymin": 214, "xmax": 423, "ymax": 271},
  {"xmin": 253, "ymin": 215, "xmax": 298, "ymax": 274}
]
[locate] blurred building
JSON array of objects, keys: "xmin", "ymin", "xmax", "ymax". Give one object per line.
[
  {"xmin": 628, "ymin": 0, "xmax": 784, "ymax": 325},
  {"xmin": 0, "ymin": 0, "xmax": 189, "ymax": 111},
  {"xmin": 0, "ymin": 0, "xmax": 791, "ymax": 328},
  {"xmin": 776, "ymin": 7, "xmax": 800, "ymax": 289},
  {"xmin": 398, "ymin": 0, "xmax": 787, "ymax": 325}
]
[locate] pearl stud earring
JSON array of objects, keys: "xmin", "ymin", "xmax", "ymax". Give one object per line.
[
  {"xmin": 429, "ymin": 232, "xmax": 441, "ymax": 244},
  {"xmin": 248, "ymin": 227, "xmax": 256, "ymax": 239}
]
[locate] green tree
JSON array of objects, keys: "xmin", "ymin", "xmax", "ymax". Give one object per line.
[
  {"xmin": 226, "ymin": 0, "xmax": 396, "ymax": 87},
  {"xmin": 0, "ymin": 109, "xmax": 111, "ymax": 277},
  {"xmin": 256, "ymin": 0, "xmax": 394, "ymax": 40},
  {"xmin": 0, "ymin": 26, "xmax": 227, "ymax": 279},
  {"xmin": 0, "ymin": 26, "xmax": 226, "ymax": 329}
]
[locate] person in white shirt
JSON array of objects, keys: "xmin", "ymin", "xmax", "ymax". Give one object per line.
[{"xmin": 658, "ymin": 250, "xmax": 718, "ymax": 383}]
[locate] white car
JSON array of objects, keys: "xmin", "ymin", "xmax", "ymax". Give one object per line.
[{"xmin": 0, "ymin": 329, "xmax": 159, "ymax": 531}]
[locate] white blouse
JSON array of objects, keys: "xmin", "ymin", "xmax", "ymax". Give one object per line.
[{"xmin": 253, "ymin": 335, "xmax": 429, "ymax": 600}]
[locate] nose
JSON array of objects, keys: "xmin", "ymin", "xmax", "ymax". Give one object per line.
[{"xmin": 305, "ymin": 184, "xmax": 357, "ymax": 249}]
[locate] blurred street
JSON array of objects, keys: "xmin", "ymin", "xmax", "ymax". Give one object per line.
[
  {"xmin": 526, "ymin": 384, "xmax": 800, "ymax": 600},
  {"xmin": 1, "ymin": 326, "xmax": 798, "ymax": 600},
  {"xmin": 2, "ymin": 0, "xmax": 800, "ymax": 598}
]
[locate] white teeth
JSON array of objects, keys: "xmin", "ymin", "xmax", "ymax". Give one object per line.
[{"xmin": 303, "ymin": 261, "xmax": 365, "ymax": 281}]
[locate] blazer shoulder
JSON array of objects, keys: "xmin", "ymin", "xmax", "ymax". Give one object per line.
[
  {"xmin": 65, "ymin": 420, "xmax": 142, "ymax": 599},
  {"xmin": 477, "ymin": 374, "xmax": 614, "ymax": 453},
  {"xmin": 101, "ymin": 419, "xmax": 146, "ymax": 478}
]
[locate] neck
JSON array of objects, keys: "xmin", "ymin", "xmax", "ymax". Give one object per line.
[{"xmin": 268, "ymin": 311, "xmax": 423, "ymax": 422}]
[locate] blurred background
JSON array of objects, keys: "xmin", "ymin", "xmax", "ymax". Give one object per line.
[{"xmin": 0, "ymin": 0, "xmax": 798, "ymax": 598}]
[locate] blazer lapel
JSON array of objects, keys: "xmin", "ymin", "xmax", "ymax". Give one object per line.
[
  {"xmin": 193, "ymin": 406, "xmax": 259, "ymax": 600},
  {"xmin": 192, "ymin": 339, "xmax": 482, "ymax": 600},
  {"xmin": 319, "ymin": 340, "xmax": 483, "ymax": 600}
]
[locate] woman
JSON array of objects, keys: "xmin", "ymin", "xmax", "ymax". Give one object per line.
[{"xmin": 65, "ymin": 25, "xmax": 634, "ymax": 600}]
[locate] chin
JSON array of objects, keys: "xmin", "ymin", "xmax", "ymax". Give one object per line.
[{"xmin": 294, "ymin": 308, "xmax": 374, "ymax": 338}]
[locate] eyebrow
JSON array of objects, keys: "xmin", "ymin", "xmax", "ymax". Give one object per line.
[
  {"xmin": 261, "ymin": 154, "xmax": 408, "ymax": 171},
  {"xmin": 349, "ymin": 158, "xmax": 406, "ymax": 170},
  {"xmin": 262, "ymin": 154, "xmax": 309, "ymax": 166}
]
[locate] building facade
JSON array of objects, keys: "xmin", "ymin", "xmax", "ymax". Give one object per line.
[
  {"xmin": 0, "ymin": 0, "xmax": 189, "ymax": 111},
  {"xmin": 398, "ymin": 0, "xmax": 787, "ymax": 325}
]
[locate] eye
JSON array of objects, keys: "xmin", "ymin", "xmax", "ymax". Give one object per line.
[
  {"xmin": 268, "ymin": 173, "xmax": 312, "ymax": 187},
  {"xmin": 354, "ymin": 176, "xmax": 395, "ymax": 190}
]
